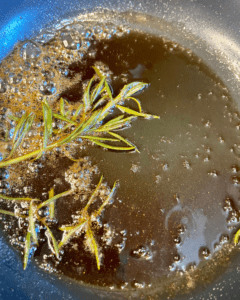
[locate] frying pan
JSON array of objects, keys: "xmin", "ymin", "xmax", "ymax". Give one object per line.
[{"xmin": 1, "ymin": 0, "xmax": 240, "ymax": 299}]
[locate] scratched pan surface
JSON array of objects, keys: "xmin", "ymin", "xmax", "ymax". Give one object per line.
[{"xmin": 1, "ymin": 0, "xmax": 240, "ymax": 299}]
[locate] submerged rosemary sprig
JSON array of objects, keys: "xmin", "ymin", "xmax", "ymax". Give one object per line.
[
  {"xmin": 0, "ymin": 67, "xmax": 159, "ymax": 168},
  {"xmin": 0, "ymin": 175, "xmax": 116, "ymax": 270},
  {"xmin": 0, "ymin": 189, "xmax": 71, "ymax": 269},
  {"xmin": 59, "ymin": 176, "xmax": 117, "ymax": 270}
]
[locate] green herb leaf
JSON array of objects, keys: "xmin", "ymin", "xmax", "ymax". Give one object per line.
[
  {"xmin": 43, "ymin": 221, "xmax": 59, "ymax": 258},
  {"xmin": 80, "ymin": 110, "xmax": 102, "ymax": 134},
  {"xmin": 92, "ymin": 66, "xmax": 104, "ymax": 79},
  {"xmin": 53, "ymin": 113, "xmax": 78, "ymax": 126},
  {"xmin": 84, "ymin": 175, "xmax": 103, "ymax": 212},
  {"xmin": 49, "ymin": 188, "xmax": 55, "ymax": 219},
  {"xmin": 96, "ymin": 115, "xmax": 135, "ymax": 132},
  {"xmin": 23, "ymin": 231, "xmax": 31, "ymax": 270},
  {"xmin": 117, "ymin": 105, "xmax": 160, "ymax": 119},
  {"xmin": 86, "ymin": 223, "xmax": 100, "ymax": 270},
  {"xmin": 80, "ymin": 136, "xmax": 119, "ymax": 142},
  {"xmin": 127, "ymin": 96, "xmax": 142, "ymax": 112},
  {"xmin": 115, "ymin": 82, "xmax": 148, "ymax": 100},
  {"xmin": 72, "ymin": 104, "xmax": 83, "ymax": 121},
  {"xmin": 59, "ymin": 225, "xmax": 76, "ymax": 231},
  {"xmin": 98, "ymin": 96, "xmax": 123, "ymax": 123},
  {"xmin": 60, "ymin": 98, "xmax": 65, "ymax": 116},
  {"xmin": 37, "ymin": 190, "xmax": 71, "ymax": 210},
  {"xmin": 0, "ymin": 194, "xmax": 33, "ymax": 202},
  {"xmin": 58, "ymin": 219, "xmax": 87, "ymax": 249},
  {"xmin": 90, "ymin": 140, "xmax": 135, "ymax": 151},
  {"xmin": 0, "ymin": 209, "xmax": 16, "ymax": 217},
  {"xmin": 108, "ymin": 131, "xmax": 139, "ymax": 152},
  {"xmin": 83, "ymin": 77, "xmax": 95, "ymax": 113},
  {"xmin": 8, "ymin": 112, "xmax": 35, "ymax": 159},
  {"xmin": 104, "ymin": 80, "xmax": 113, "ymax": 101},
  {"xmin": 234, "ymin": 229, "xmax": 240, "ymax": 245},
  {"xmin": 29, "ymin": 201, "xmax": 38, "ymax": 245},
  {"xmin": 96, "ymin": 181, "xmax": 117, "ymax": 216},
  {"xmin": 5, "ymin": 127, "xmax": 8, "ymax": 142},
  {"xmin": 8, "ymin": 115, "xmax": 20, "ymax": 122},
  {"xmin": 92, "ymin": 95, "xmax": 108, "ymax": 111},
  {"xmin": 12, "ymin": 112, "xmax": 28, "ymax": 143},
  {"xmin": 90, "ymin": 77, "xmax": 106, "ymax": 104}
]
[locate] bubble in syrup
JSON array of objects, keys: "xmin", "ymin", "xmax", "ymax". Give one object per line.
[
  {"xmin": 205, "ymin": 147, "xmax": 211, "ymax": 153},
  {"xmin": 92, "ymin": 25, "xmax": 103, "ymax": 36},
  {"xmin": 162, "ymin": 163, "xmax": 169, "ymax": 171},
  {"xmin": 204, "ymin": 120, "xmax": 211, "ymax": 128},
  {"xmin": 203, "ymin": 156, "xmax": 210, "ymax": 162},
  {"xmin": 200, "ymin": 247, "xmax": 210, "ymax": 259},
  {"xmin": 36, "ymin": 30, "xmax": 55, "ymax": 44},
  {"xmin": 155, "ymin": 175, "xmax": 161, "ymax": 184},
  {"xmin": 218, "ymin": 136, "xmax": 225, "ymax": 143},
  {"xmin": 41, "ymin": 69, "xmax": 55, "ymax": 78},
  {"xmin": 43, "ymin": 56, "xmax": 51, "ymax": 64},
  {"xmin": 187, "ymin": 263, "xmax": 197, "ymax": 272},
  {"xmin": 227, "ymin": 210, "xmax": 239, "ymax": 223},
  {"xmin": 131, "ymin": 280, "xmax": 145, "ymax": 289},
  {"xmin": 173, "ymin": 254, "xmax": 181, "ymax": 262},
  {"xmin": 61, "ymin": 31, "xmax": 81, "ymax": 50},
  {"xmin": 0, "ymin": 78, "xmax": 6, "ymax": 93},
  {"xmin": 130, "ymin": 245, "xmax": 153, "ymax": 260},
  {"xmin": 183, "ymin": 160, "xmax": 191, "ymax": 169},
  {"xmin": 20, "ymin": 41, "xmax": 42, "ymax": 60},
  {"xmin": 233, "ymin": 144, "xmax": 240, "ymax": 156},
  {"xmin": 214, "ymin": 243, "xmax": 220, "ymax": 250},
  {"xmin": 130, "ymin": 164, "xmax": 140, "ymax": 173},
  {"xmin": 78, "ymin": 28, "xmax": 93, "ymax": 39},
  {"xmin": 208, "ymin": 170, "xmax": 218, "ymax": 177},
  {"xmin": 8, "ymin": 73, "xmax": 22, "ymax": 84},
  {"xmin": 173, "ymin": 236, "xmax": 181, "ymax": 244},
  {"xmin": 0, "ymin": 169, "xmax": 9, "ymax": 180},
  {"xmin": 231, "ymin": 176, "xmax": 240, "ymax": 185},
  {"xmin": 231, "ymin": 165, "xmax": 239, "ymax": 173},
  {"xmin": 177, "ymin": 224, "xmax": 186, "ymax": 234},
  {"xmin": 39, "ymin": 80, "xmax": 56, "ymax": 95},
  {"xmin": 219, "ymin": 235, "xmax": 229, "ymax": 244},
  {"xmin": 120, "ymin": 282, "xmax": 128, "ymax": 290},
  {"xmin": 223, "ymin": 198, "xmax": 234, "ymax": 211},
  {"xmin": 23, "ymin": 62, "xmax": 31, "ymax": 71},
  {"xmin": 236, "ymin": 124, "xmax": 240, "ymax": 130},
  {"xmin": 59, "ymin": 67, "xmax": 69, "ymax": 77}
]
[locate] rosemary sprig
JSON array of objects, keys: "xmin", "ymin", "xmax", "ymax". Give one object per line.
[
  {"xmin": 0, "ymin": 188, "xmax": 70, "ymax": 269},
  {"xmin": 0, "ymin": 68, "xmax": 159, "ymax": 168},
  {"xmin": 59, "ymin": 176, "xmax": 116, "ymax": 270}
]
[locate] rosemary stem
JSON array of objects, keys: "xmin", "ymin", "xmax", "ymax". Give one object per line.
[{"xmin": 0, "ymin": 141, "xmax": 58, "ymax": 168}]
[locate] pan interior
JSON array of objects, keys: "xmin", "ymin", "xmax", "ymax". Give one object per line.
[{"xmin": 0, "ymin": 12, "xmax": 240, "ymax": 299}]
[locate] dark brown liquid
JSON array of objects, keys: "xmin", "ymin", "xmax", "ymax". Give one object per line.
[{"xmin": 1, "ymin": 25, "xmax": 240, "ymax": 297}]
